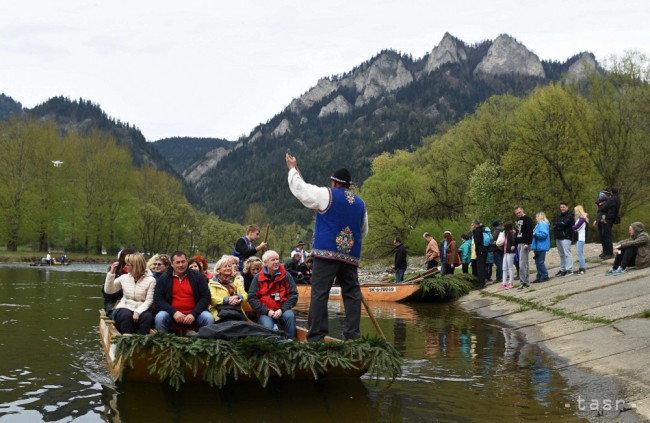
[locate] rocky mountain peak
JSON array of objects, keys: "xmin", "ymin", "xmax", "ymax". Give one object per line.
[
  {"xmin": 318, "ymin": 95, "xmax": 353, "ymax": 118},
  {"xmin": 474, "ymin": 34, "xmax": 546, "ymax": 78},
  {"xmin": 288, "ymin": 78, "xmax": 338, "ymax": 113},
  {"xmin": 422, "ymin": 32, "xmax": 467, "ymax": 76},
  {"xmin": 564, "ymin": 52, "xmax": 598, "ymax": 82}
]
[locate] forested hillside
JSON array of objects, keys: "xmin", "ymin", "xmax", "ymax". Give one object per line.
[
  {"xmin": 359, "ymin": 53, "xmax": 650, "ymax": 256},
  {"xmin": 187, "ymin": 35, "xmax": 592, "ymax": 225},
  {"xmin": 152, "ymin": 137, "xmax": 233, "ymax": 174}
]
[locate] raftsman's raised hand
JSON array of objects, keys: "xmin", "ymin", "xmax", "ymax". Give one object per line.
[{"xmin": 285, "ymin": 153, "xmax": 297, "ymax": 170}]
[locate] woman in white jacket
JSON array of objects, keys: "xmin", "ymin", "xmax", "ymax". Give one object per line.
[{"xmin": 104, "ymin": 253, "xmax": 156, "ymax": 334}]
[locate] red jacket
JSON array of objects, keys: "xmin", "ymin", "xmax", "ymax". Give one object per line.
[{"xmin": 247, "ymin": 265, "xmax": 298, "ymax": 315}]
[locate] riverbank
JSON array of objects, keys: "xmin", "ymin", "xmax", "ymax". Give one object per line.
[
  {"xmin": 455, "ymin": 249, "xmax": 650, "ymax": 422},
  {"xmin": 0, "ymin": 254, "xmax": 110, "ymax": 264}
]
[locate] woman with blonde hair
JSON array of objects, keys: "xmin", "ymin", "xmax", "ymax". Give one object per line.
[
  {"xmin": 573, "ymin": 205, "xmax": 589, "ymax": 274},
  {"xmin": 242, "ymin": 256, "xmax": 263, "ymax": 292},
  {"xmin": 104, "ymin": 253, "xmax": 156, "ymax": 334},
  {"xmin": 209, "ymin": 255, "xmax": 248, "ymax": 321},
  {"xmin": 147, "ymin": 253, "xmax": 171, "ymax": 282},
  {"xmin": 531, "ymin": 211, "xmax": 551, "ymax": 282}
]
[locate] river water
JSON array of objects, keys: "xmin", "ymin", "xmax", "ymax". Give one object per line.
[{"xmin": 0, "ymin": 264, "xmax": 585, "ymax": 422}]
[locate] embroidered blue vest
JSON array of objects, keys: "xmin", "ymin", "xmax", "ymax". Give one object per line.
[{"xmin": 312, "ymin": 188, "xmax": 365, "ymax": 266}]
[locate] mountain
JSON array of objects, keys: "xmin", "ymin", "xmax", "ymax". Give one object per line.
[
  {"xmin": 185, "ymin": 33, "xmax": 597, "ymax": 224},
  {"xmin": 0, "ymin": 93, "xmax": 23, "ymax": 121},
  {"xmin": 28, "ymin": 96, "xmax": 171, "ymax": 169},
  {"xmin": 152, "ymin": 137, "xmax": 234, "ymax": 175}
]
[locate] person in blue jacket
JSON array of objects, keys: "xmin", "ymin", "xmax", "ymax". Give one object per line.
[{"xmin": 531, "ymin": 211, "xmax": 551, "ymax": 282}]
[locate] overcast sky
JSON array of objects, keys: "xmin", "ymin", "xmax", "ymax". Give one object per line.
[{"xmin": 1, "ymin": 0, "xmax": 648, "ymax": 141}]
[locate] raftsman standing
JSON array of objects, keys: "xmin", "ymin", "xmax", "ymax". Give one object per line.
[{"xmin": 286, "ymin": 153, "xmax": 368, "ymax": 341}]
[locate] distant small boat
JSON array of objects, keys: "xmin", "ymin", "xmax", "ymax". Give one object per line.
[
  {"xmin": 297, "ymin": 268, "xmax": 439, "ymax": 302},
  {"xmin": 29, "ymin": 262, "xmax": 69, "ymax": 267}
]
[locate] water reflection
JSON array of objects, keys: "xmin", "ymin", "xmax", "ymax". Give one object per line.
[{"xmin": 0, "ymin": 267, "xmax": 585, "ymax": 422}]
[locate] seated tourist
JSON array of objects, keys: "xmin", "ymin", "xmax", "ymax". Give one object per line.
[
  {"xmin": 147, "ymin": 253, "xmax": 171, "ymax": 282},
  {"xmin": 606, "ymin": 222, "xmax": 650, "ymax": 274},
  {"xmin": 208, "ymin": 256, "xmax": 248, "ymax": 322},
  {"xmin": 153, "ymin": 251, "xmax": 215, "ymax": 333},
  {"xmin": 104, "ymin": 253, "xmax": 156, "ymax": 334},
  {"xmin": 192, "ymin": 255, "xmax": 213, "ymax": 280},
  {"xmin": 188, "ymin": 257, "xmax": 204, "ymax": 274},
  {"xmin": 103, "ymin": 248, "xmax": 136, "ymax": 319},
  {"xmin": 242, "ymin": 256, "xmax": 263, "ymax": 292},
  {"xmin": 284, "ymin": 251, "xmax": 303, "ymax": 280},
  {"xmin": 247, "ymin": 250, "xmax": 298, "ymax": 338}
]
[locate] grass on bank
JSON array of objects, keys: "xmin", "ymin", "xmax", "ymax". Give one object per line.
[{"xmin": 481, "ymin": 291, "xmax": 614, "ymax": 325}]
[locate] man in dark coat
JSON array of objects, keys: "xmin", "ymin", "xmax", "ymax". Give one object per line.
[
  {"xmin": 471, "ymin": 220, "xmax": 488, "ymax": 289},
  {"xmin": 153, "ymin": 251, "xmax": 214, "ymax": 333},
  {"xmin": 393, "ymin": 238, "xmax": 408, "ymax": 283}
]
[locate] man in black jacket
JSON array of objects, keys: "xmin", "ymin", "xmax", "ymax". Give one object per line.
[
  {"xmin": 471, "ymin": 220, "xmax": 488, "ymax": 288},
  {"xmin": 393, "ymin": 238, "xmax": 408, "ymax": 283},
  {"xmin": 554, "ymin": 202, "xmax": 574, "ymax": 277},
  {"xmin": 153, "ymin": 251, "xmax": 214, "ymax": 333},
  {"xmin": 514, "ymin": 206, "xmax": 534, "ymax": 289}
]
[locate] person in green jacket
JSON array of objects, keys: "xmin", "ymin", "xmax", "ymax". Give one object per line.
[{"xmin": 459, "ymin": 232, "xmax": 472, "ymax": 274}]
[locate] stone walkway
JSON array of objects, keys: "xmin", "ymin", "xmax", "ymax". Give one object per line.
[{"xmin": 456, "ymin": 251, "xmax": 650, "ymax": 422}]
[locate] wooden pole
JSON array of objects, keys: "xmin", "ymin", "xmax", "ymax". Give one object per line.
[
  {"xmin": 361, "ymin": 294, "xmax": 386, "ymax": 340},
  {"xmin": 261, "ymin": 224, "xmax": 270, "ymax": 250}
]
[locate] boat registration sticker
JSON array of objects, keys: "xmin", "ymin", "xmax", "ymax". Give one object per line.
[
  {"xmin": 329, "ymin": 287, "xmax": 341, "ymax": 296},
  {"xmin": 368, "ymin": 286, "xmax": 397, "ymax": 293}
]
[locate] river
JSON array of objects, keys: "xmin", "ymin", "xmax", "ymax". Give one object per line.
[{"xmin": 0, "ymin": 264, "xmax": 585, "ymax": 422}]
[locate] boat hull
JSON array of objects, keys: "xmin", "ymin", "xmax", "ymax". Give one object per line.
[
  {"xmin": 297, "ymin": 282, "xmax": 423, "ymax": 302},
  {"xmin": 99, "ymin": 311, "xmax": 367, "ymax": 384}
]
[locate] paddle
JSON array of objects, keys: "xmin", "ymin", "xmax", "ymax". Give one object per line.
[{"xmin": 361, "ymin": 294, "xmax": 386, "ymax": 340}]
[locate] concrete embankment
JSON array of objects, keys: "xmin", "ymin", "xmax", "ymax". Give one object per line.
[{"xmin": 456, "ymin": 253, "xmax": 650, "ymax": 422}]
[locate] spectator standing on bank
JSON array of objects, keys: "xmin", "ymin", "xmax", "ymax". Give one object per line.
[
  {"xmin": 573, "ymin": 205, "xmax": 589, "ymax": 274},
  {"xmin": 532, "ymin": 212, "xmax": 551, "ymax": 283},
  {"xmin": 554, "ymin": 202, "xmax": 574, "ymax": 277},
  {"xmin": 514, "ymin": 206, "xmax": 534, "ymax": 289},
  {"xmin": 459, "ymin": 233, "xmax": 472, "ymax": 274},
  {"xmin": 393, "ymin": 238, "xmax": 408, "ymax": 283},
  {"xmin": 423, "ymin": 232, "xmax": 440, "ymax": 270}
]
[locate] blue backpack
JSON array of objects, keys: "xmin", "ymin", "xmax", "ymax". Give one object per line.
[{"xmin": 483, "ymin": 227, "xmax": 492, "ymax": 248}]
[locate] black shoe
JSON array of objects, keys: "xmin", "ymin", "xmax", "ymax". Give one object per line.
[
  {"xmin": 601, "ymin": 254, "xmax": 614, "ymax": 260},
  {"xmin": 541, "ymin": 277, "xmax": 550, "ymax": 282},
  {"xmin": 578, "ymin": 269, "xmax": 585, "ymax": 274},
  {"xmin": 564, "ymin": 271, "xmax": 574, "ymax": 277},
  {"xmin": 555, "ymin": 270, "xmax": 566, "ymax": 277}
]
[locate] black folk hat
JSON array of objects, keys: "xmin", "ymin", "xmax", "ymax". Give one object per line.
[
  {"xmin": 330, "ymin": 168, "xmax": 352, "ymax": 186},
  {"xmin": 297, "ymin": 241, "xmax": 305, "ymax": 246}
]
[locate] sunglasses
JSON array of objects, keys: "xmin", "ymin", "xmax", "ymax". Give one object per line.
[{"xmin": 153, "ymin": 262, "xmax": 163, "ymax": 266}]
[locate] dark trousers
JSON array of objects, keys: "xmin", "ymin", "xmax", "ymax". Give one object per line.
[
  {"xmin": 599, "ymin": 221, "xmax": 614, "ymax": 255},
  {"xmin": 462, "ymin": 263, "xmax": 469, "ymax": 274},
  {"xmin": 442, "ymin": 263, "xmax": 456, "ymax": 275},
  {"xmin": 308, "ymin": 258, "xmax": 361, "ymax": 341},
  {"xmin": 613, "ymin": 246, "xmax": 637, "ymax": 269},
  {"xmin": 472, "ymin": 255, "xmax": 487, "ymax": 287},
  {"xmin": 114, "ymin": 308, "xmax": 154, "ymax": 334},
  {"xmin": 426, "ymin": 260, "xmax": 438, "ymax": 270},
  {"xmin": 493, "ymin": 251, "xmax": 503, "ymax": 280}
]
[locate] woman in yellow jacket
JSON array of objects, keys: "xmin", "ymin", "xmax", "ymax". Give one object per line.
[{"xmin": 209, "ymin": 255, "xmax": 248, "ymax": 321}]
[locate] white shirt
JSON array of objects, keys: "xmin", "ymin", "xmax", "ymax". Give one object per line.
[{"xmin": 288, "ymin": 168, "xmax": 368, "ymax": 238}]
